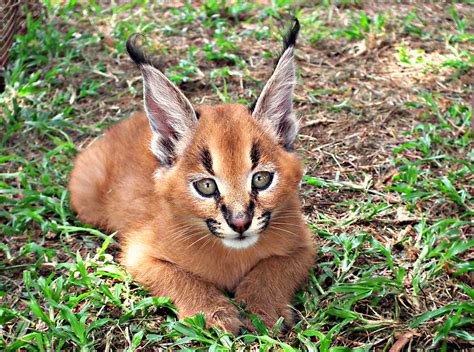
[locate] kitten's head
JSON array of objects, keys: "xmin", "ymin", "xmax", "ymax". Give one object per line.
[{"xmin": 127, "ymin": 19, "xmax": 303, "ymax": 249}]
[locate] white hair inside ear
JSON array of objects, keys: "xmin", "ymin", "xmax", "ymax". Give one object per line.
[
  {"xmin": 252, "ymin": 45, "xmax": 298, "ymax": 150},
  {"xmin": 140, "ymin": 63, "xmax": 198, "ymax": 166}
]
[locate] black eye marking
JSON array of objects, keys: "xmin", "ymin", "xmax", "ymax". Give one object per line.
[
  {"xmin": 200, "ymin": 148, "xmax": 214, "ymax": 175},
  {"xmin": 248, "ymin": 200, "xmax": 255, "ymax": 216},
  {"xmin": 220, "ymin": 204, "xmax": 231, "ymax": 224},
  {"xmin": 250, "ymin": 142, "xmax": 261, "ymax": 170},
  {"xmin": 251, "ymin": 187, "xmax": 259, "ymax": 200}
]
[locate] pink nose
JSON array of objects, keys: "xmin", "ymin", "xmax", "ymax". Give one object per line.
[{"xmin": 229, "ymin": 212, "xmax": 252, "ymax": 234}]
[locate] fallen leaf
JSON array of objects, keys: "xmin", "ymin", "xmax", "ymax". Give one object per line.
[{"xmin": 389, "ymin": 330, "xmax": 417, "ymax": 352}]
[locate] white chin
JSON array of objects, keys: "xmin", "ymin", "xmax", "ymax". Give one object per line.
[{"xmin": 221, "ymin": 235, "xmax": 259, "ymax": 249}]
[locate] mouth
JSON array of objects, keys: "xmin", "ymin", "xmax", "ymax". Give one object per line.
[{"xmin": 222, "ymin": 233, "xmax": 259, "ymax": 249}]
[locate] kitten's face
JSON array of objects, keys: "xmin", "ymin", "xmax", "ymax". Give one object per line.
[
  {"xmin": 131, "ymin": 19, "xmax": 302, "ymax": 249},
  {"xmin": 159, "ymin": 104, "xmax": 303, "ymax": 250}
]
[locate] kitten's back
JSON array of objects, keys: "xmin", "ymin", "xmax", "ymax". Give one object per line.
[{"xmin": 69, "ymin": 112, "xmax": 158, "ymax": 232}]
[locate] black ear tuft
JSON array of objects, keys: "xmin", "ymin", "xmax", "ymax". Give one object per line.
[
  {"xmin": 282, "ymin": 17, "xmax": 300, "ymax": 51},
  {"xmin": 126, "ymin": 33, "xmax": 149, "ymax": 66},
  {"xmin": 248, "ymin": 18, "xmax": 300, "ymax": 113},
  {"xmin": 251, "ymin": 17, "xmax": 300, "ymax": 150},
  {"xmin": 126, "ymin": 34, "xmax": 163, "ymax": 69}
]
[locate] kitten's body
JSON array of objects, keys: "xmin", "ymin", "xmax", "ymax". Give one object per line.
[
  {"xmin": 70, "ymin": 113, "xmax": 157, "ymax": 233},
  {"xmin": 69, "ymin": 20, "xmax": 315, "ymax": 333}
]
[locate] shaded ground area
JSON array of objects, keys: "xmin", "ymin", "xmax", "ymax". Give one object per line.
[{"xmin": 1, "ymin": 1, "xmax": 473, "ymax": 351}]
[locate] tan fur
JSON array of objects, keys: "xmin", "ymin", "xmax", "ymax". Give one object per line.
[{"xmin": 69, "ymin": 104, "xmax": 315, "ymax": 333}]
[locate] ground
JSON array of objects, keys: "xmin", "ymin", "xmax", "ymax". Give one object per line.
[{"xmin": 1, "ymin": 1, "xmax": 473, "ymax": 351}]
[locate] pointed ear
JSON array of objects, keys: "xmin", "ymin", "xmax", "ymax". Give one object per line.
[
  {"xmin": 126, "ymin": 34, "xmax": 198, "ymax": 166},
  {"xmin": 252, "ymin": 18, "xmax": 300, "ymax": 150}
]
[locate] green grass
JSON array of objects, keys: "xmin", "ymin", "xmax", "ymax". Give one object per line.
[{"xmin": 1, "ymin": 1, "xmax": 473, "ymax": 350}]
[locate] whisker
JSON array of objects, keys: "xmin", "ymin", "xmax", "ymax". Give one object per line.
[
  {"xmin": 210, "ymin": 236, "xmax": 219, "ymax": 251},
  {"xmin": 224, "ymin": 245, "xmax": 233, "ymax": 260},
  {"xmin": 168, "ymin": 222, "xmax": 201, "ymax": 232},
  {"xmin": 273, "ymin": 209, "xmax": 303, "ymax": 214},
  {"xmin": 273, "ymin": 212, "xmax": 303, "ymax": 216},
  {"xmin": 273, "ymin": 214, "xmax": 303, "ymax": 218},
  {"xmin": 273, "ymin": 214, "xmax": 303, "ymax": 219},
  {"xmin": 200, "ymin": 235, "xmax": 215, "ymax": 250},
  {"xmin": 269, "ymin": 225, "xmax": 298, "ymax": 237},
  {"xmin": 186, "ymin": 233, "xmax": 210, "ymax": 249},
  {"xmin": 274, "ymin": 210, "xmax": 302, "ymax": 214},
  {"xmin": 270, "ymin": 222, "xmax": 303, "ymax": 228},
  {"xmin": 272, "ymin": 212, "xmax": 303, "ymax": 217},
  {"xmin": 169, "ymin": 228, "xmax": 198, "ymax": 245},
  {"xmin": 171, "ymin": 227, "xmax": 194, "ymax": 237},
  {"xmin": 273, "ymin": 219, "xmax": 302, "ymax": 223}
]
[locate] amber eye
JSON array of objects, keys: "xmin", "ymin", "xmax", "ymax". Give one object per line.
[
  {"xmin": 194, "ymin": 178, "xmax": 218, "ymax": 197},
  {"xmin": 252, "ymin": 171, "xmax": 273, "ymax": 190}
]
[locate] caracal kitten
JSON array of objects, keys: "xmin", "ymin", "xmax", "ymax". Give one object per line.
[{"xmin": 69, "ymin": 19, "xmax": 315, "ymax": 333}]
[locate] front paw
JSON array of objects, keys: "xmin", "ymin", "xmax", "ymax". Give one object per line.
[
  {"xmin": 207, "ymin": 306, "xmax": 243, "ymax": 334},
  {"xmin": 240, "ymin": 300, "xmax": 294, "ymax": 332}
]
